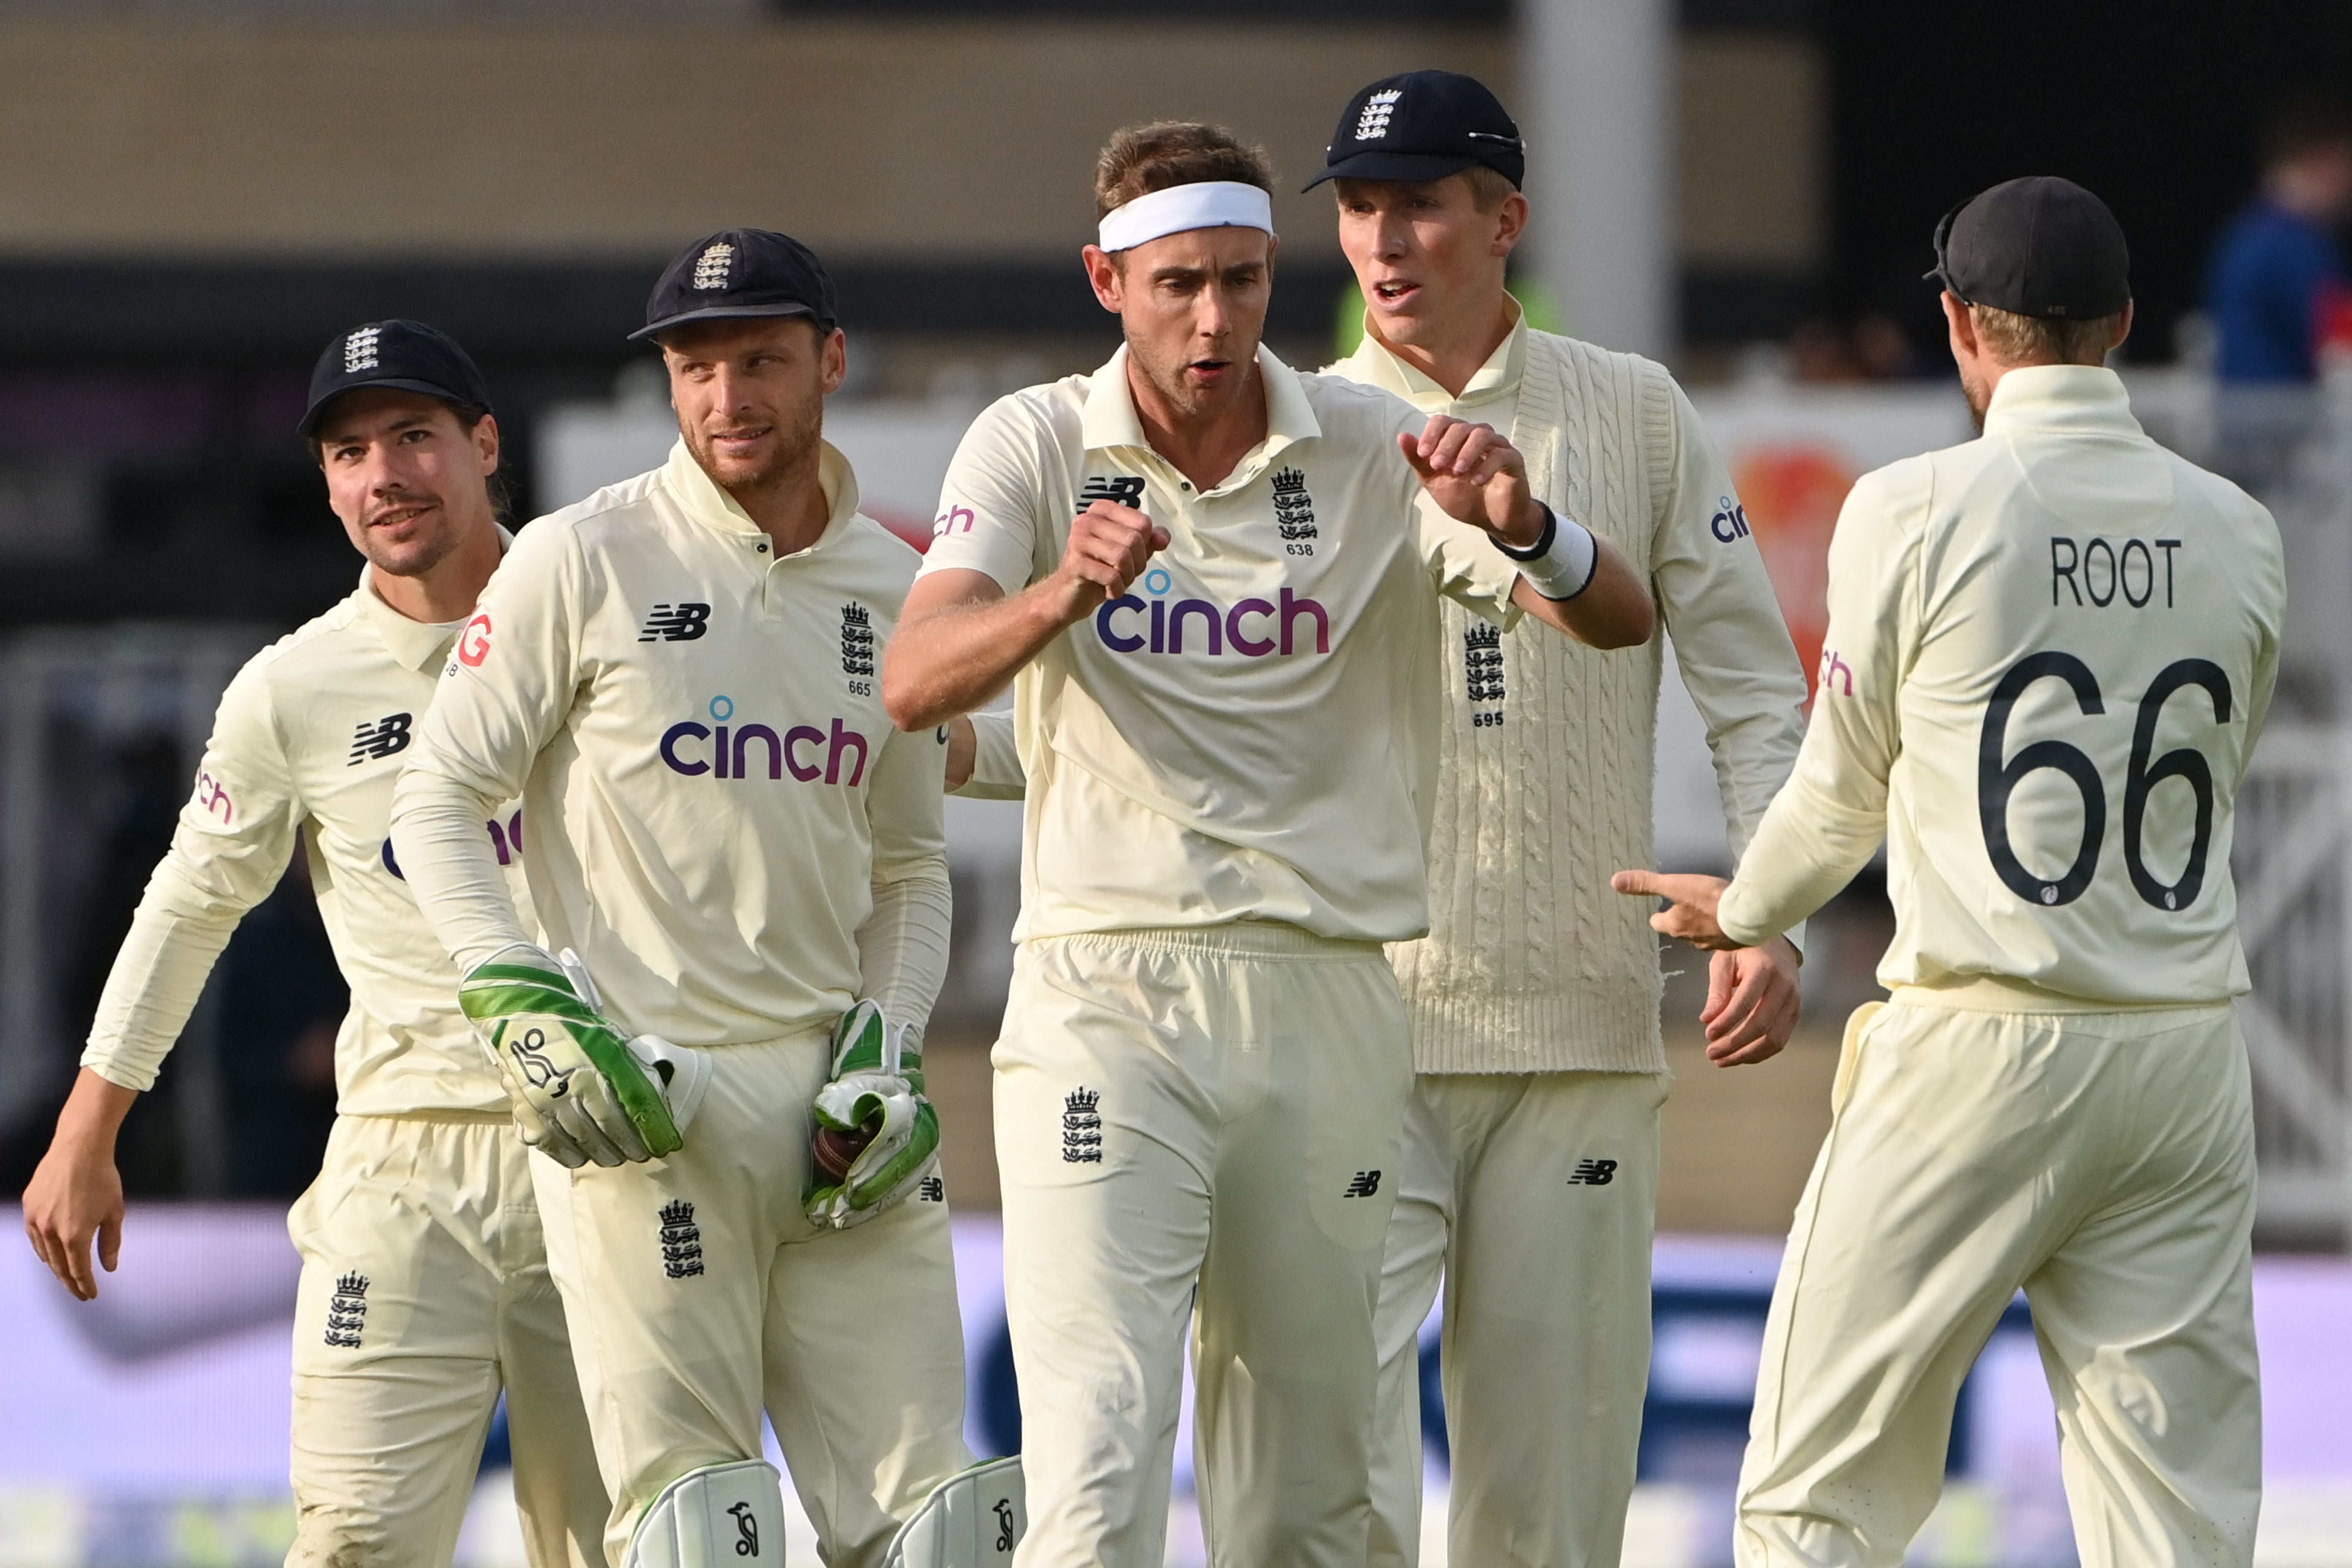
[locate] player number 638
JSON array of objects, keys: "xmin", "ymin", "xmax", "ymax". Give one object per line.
[{"xmin": 1976, "ymin": 651, "xmax": 2232, "ymax": 912}]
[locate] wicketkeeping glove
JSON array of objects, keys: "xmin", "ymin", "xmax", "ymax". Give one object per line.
[
  {"xmin": 804, "ymin": 1000, "xmax": 941, "ymax": 1230},
  {"xmin": 460, "ymin": 945, "xmax": 712, "ymax": 1169}
]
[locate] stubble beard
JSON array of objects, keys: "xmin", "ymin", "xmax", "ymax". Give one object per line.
[
  {"xmin": 692, "ymin": 396, "xmax": 824, "ymax": 501},
  {"xmin": 1130, "ymin": 332, "xmax": 1247, "ymax": 425},
  {"xmin": 359, "ymin": 498, "xmax": 469, "ymax": 582}
]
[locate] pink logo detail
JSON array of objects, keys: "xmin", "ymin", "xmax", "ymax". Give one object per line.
[
  {"xmin": 193, "ymin": 771, "xmax": 233, "ymax": 825},
  {"xmin": 457, "ymin": 613, "xmax": 493, "ymax": 667},
  {"xmin": 1818, "ymin": 648, "xmax": 1854, "ymax": 697},
  {"xmin": 933, "ymin": 504, "xmax": 976, "ymax": 538}
]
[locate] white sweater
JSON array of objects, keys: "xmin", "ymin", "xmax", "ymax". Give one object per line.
[{"xmin": 1335, "ymin": 325, "xmax": 1808, "ymax": 1075}]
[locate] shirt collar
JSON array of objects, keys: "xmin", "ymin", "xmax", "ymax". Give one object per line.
[
  {"xmin": 1979, "ymin": 364, "xmax": 2144, "ymax": 441},
  {"xmin": 1079, "ymin": 343, "xmax": 1323, "ymax": 477},
  {"xmin": 359, "ymin": 523, "xmax": 514, "ymax": 672},
  {"xmin": 661, "ymin": 437, "xmax": 862, "ymax": 556},
  {"xmin": 1343, "ymin": 296, "xmax": 1527, "ymax": 414}
]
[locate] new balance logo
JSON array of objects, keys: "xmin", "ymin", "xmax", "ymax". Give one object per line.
[
  {"xmin": 693, "ymin": 242, "xmax": 735, "ymax": 291},
  {"xmin": 343, "ymin": 326, "xmax": 381, "ymax": 373},
  {"xmin": 1077, "ymin": 474, "xmax": 1146, "ymax": 514},
  {"xmin": 324, "ymin": 1271, "xmax": 369, "ymax": 1348},
  {"xmin": 840, "ymin": 602, "xmax": 874, "ymax": 677},
  {"xmin": 1355, "ymin": 88, "xmax": 1402, "ymax": 141},
  {"xmin": 659, "ymin": 1199, "xmax": 705, "ymax": 1279},
  {"xmin": 348, "ymin": 711, "xmax": 414, "ymax": 765},
  {"xmin": 1568, "ymin": 1159, "xmax": 1618, "ymax": 1187},
  {"xmin": 1343, "ymin": 1170, "xmax": 1383, "ymax": 1198},
  {"xmin": 917, "ymin": 1174, "xmax": 945, "ymax": 1203},
  {"xmin": 1062, "ymin": 1088, "xmax": 1103, "ymax": 1163},
  {"xmin": 639, "ymin": 602, "xmax": 713, "ymax": 642}
]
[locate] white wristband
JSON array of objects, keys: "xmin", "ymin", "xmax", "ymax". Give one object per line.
[{"xmin": 1498, "ymin": 504, "xmax": 1598, "ymax": 600}]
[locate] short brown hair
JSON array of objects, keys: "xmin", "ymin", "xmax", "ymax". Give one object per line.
[
  {"xmin": 1461, "ymin": 164, "xmax": 1517, "ymax": 213},
  {"xmin": 1971, "ymin": 304, "xmax": 2124, "ymax": 367},
  {"xmin": 1094, "ymin": 121, "xmax": 1276, "ymax": 220}
]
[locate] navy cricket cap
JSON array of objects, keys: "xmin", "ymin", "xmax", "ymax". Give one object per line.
[
  {"xmin": 1304, "ymin": 70, "xmax": 1525, "ymax": 192},
  {"xmin": 1927, "ymin": 176, "xmax": 2132, "ymax": 319},
  {"xmin": 299, "ymin": 320, "xmax": 493, "ymax": 437},
  {"xmin": 632, "ymin": 228, "xmax": 839, "ymax": 343}
]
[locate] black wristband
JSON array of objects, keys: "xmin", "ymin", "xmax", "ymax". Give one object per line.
[{"xmin": 1493, "ymin": 501, "xmax": 1558, "ymax": 562}]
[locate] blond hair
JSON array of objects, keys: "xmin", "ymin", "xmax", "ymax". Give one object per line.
[{"xmin": 1971, "ymin": 304, "xmax": 2123, "ymax": 366}]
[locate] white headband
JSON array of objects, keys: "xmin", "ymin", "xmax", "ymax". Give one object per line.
[{"xmin": 1097, "ymin": 181, "xmax": 1275, "ymax": 253}]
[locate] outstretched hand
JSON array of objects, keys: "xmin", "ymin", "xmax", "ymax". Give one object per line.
[
  {"xmin": 1399, "ymin": 416, "xmax": 1547, "ymax": 549},
  {"xmin": 1611, "ymin": 868, "xmax": 1740, "ymax": 951}
]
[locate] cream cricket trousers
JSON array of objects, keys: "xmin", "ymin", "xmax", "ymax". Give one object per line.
[
  {"xmin": 1367, "ymin": 1069, "xmax": 1667, "ymax": 1568},
  {"xmin": 288, "ymin": 1112, "xmax": 609, "ymax": 1568},
  {"xmin": 529, "ymin": 1030, "xmax": 972, "ymax": 1568},
  {"xmin": 994, "ymin": 924, "xmax": 1416, "ymax": 1568},
  {"xmin": 1737, "ymin": 999, "xmax": 2262, "ymax": 1568}
]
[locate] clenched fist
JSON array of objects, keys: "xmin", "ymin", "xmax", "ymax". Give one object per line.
[{"xmin": 1045, "ymin": 500, "xmax": 1171, "ymax": 623}]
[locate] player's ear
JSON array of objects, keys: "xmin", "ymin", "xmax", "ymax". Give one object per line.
[
  {"xmin": 471, "ymin": 414, "xmax": 501, "ymax": 478},
  {"xmin": 1083, "ymin": 245, "xmax": 1126, "ymax": 313},
  {"xmin": 819, "ymin": 328, "xmax": 849, "ymax": 396},
  {"xmin": 1941, "ymin": 290, "xmax": 1979, "ymax": 364},
  {"xmin": 1494, "ymin": 191, "xmax": 1530, "ymax": 257},
  {"xmin": 2111, "ymin": 299, "xmax": 2135, "ymax": 354}
]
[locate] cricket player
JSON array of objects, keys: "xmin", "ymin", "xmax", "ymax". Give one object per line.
[
  {"xmin": 20, "ymin": 321, "xmax": 610, "ymax": 1568},
  {"xmin": 1620, "ymin": 177, "xmax": 2281, "ymax": 1566},
  {"xmin": 885, "ymin": 122, "xmax": 1655, "ymax": 1568},
  {"xmin": 389, "ymin": 231, "xmax": 971, "ymax": 1568},
  {"xmin": 1307, "ymin": 71, "xmax": 1811, "ymax": 1568}
]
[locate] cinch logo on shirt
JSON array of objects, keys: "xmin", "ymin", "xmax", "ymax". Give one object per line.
[
  {"xmin": 1094, "ymin": 567, "xmax": 1330, "ymax": 658},
  {"xmin": 659, "ymin": 695, "xmax": 871, "ymax": 785}
]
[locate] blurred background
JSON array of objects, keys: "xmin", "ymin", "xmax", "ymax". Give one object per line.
[{"xmin": 7, "ymin": 0, "xmax": 2352, "ymax": 1563}]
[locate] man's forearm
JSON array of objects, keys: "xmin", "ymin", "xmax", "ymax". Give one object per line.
[
  {"xmin": 82, "ymin": 867, "xmax": 256, "ymax": 1092},
  {"xmin": 886, "ymin": 583, "xmax": 1077, "ymax": 732},
  {"xmin": 1716, "ymin": 778, "xmax": 1883, "ymax": 947},
  {"xmin": 854, "ymin": 861, "xmax": 954, "ymax": 1040},
  {"xmin": 389, "ymin": 768, "xmax": 536, "ymax": 975},
  {"xmin": 50, "ymin": 1068, "xmax": 139, "ymax": 1152}
]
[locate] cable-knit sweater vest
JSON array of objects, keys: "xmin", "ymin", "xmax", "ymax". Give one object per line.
[{"xmin": 1385, "ymin": 334, "xmax": 1682, "ymax": 1076}]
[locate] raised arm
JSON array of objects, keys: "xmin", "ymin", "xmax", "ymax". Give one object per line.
[
  {"xmin": 1617, "ymin": 463, "xmax": 1922, "ymax": 951},
  {"xmin": 1402, "ymin": 414, "xmax": 1655, "ymax": 649},
  {"xmin": 885, "ymin": 499, "xmax": 1167, "ymax": 732}
]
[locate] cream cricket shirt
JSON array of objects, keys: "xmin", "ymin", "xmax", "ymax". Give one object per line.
[
  {"xmin": 1339, "ymin": 299, "xmax": 1530, "ymax": 439},
  {"xmin": 918, "ymin": 345, "xmax": 1520, "ymax": 944},
  {"xmin": 1718, "ymin": 366, "xmax": 2284, "ymax": 1007},
  {"xmin": 83, "ymin": 567, "xmax": 523, "ymax": 1116},
  {"xmin": 392, "ymin": 442, "xmax": 950, "ymax": 1048}
]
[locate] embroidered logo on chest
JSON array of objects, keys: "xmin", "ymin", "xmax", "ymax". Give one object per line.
[
  {"xmin": 840, "ymin": 602, "xmax": 875, "ymax": 678},
  {"xmin": 1271, "ymin": 466, "xmax": 1318, "ymax": 550},
  {"xmin": 638, "ymin": 602, "xmax": 713, "ymax": 642},
  {"xmin": 1076, "ymin": 474, "xmax": 1146, "ymax": 514},
  {"xmin": 1465, "ymin": 624, "xmax": 1505, "ymax": 726},
  {"xmin": 348, "ymin": 711, "xmax": 414, "ymax": 764}
]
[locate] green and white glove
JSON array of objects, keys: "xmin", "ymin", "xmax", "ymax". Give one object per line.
[
  {"xmin": 804, "ymin": 1000, "xmax": 941, "ymax": 1230},
  {"xmin": 460, "ymin": 945, "xmax": 712, "ymax": 1169}
]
